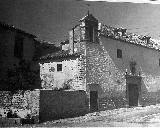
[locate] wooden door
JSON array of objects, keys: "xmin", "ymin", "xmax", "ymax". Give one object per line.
[
  {"xmin": 90, "ymin": 91, "xmax": 98, "ymax": 112},
  {"xmin": 128, "ymin": 84, "xmax": 139, "ymax": 107}
]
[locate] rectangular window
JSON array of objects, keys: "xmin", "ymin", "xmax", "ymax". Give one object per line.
[
  {"xmin": 14, "ymin": 35, "xmax": 23, "ymax": 58},
  {"xmin": 57, "ymin": 64, "xmax": 62, "ymax": 71},
  {"xmin": 117, "ymin": 49, "xmax": 122, "ymax": 58},
  {"xmin": 159, "ymin": 59, "xmax": 160, "ymax": 66}
]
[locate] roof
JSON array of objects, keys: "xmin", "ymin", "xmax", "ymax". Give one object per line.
[
  {"xmin": 39, "ymin": 50, "xmax": 80, "ymax": 61},
  {"xmin": 99, "ymin": 24, "xmax": 160, "ymax": 51},
  {"xmin": 34, "ymin": 38, "xmax": 56, "ymax": 45},
  {"xmin": 0, "ymin": 21, "xmax": 36, "ymax": 38}
]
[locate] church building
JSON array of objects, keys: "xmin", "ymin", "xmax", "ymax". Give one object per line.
[{"xmin": 40, "ymin": 12, "xmax": 160, "ymax": 111}]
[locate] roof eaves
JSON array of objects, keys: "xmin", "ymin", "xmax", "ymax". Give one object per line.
[
  {"xmin": 0, "ymin": 22, "xmax": 36, "ymax": 38},
  {"xmin": 39, "ymin": 53, "xmax": 80, "ymax": 61},
  {"xmin": 100, "ymin": 24, "xmax": 160, "ymax": 51},
  {"xmin": 100, "ymin": 33, "xmax": 160, "ymax": 52}
]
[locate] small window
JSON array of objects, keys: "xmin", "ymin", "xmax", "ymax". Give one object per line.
[
  {"xmin": 57, "ymin": 64, "xmax": 62, "ymax": 71},
  {"xmin": 117, "ymin": 49, "xmax": 122, "ymax": 58},
  {"xmin": 159, "ymin": 59, "xmax": 160, "ymax": 66}
]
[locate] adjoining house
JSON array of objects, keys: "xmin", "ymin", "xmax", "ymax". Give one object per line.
[
  {"xmin": 40, "ymin": 12, "xmax": 160, "ymax": 112},
  {"xmin": 0, "ymin": 22, "xmax": 41, "ymax": 90},
  {"xmin": 39, "ymin": 50, "xmax": 84, "ymax": 90},
  {"xmin": 0, "ymin": 21, "xmax": 61, "ymax": 122},
  {"xmin": 0, "ymin": 21, "xmax": 60, "ymax": 91}
]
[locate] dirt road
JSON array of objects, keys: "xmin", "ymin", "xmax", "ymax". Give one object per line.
[{"xmin": 33, "ymin": 104, "xmax": 160, "ymax": 127}]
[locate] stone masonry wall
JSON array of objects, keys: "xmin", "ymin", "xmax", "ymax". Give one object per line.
[
  {"xmin": 0, "ymin": 90, "xmax": 40, "ymax": 120},
  {"xmin": 86, "ymin": 35, "xmax": 160, "ymax": 110},
  {"xmin": 86, "ymin": 40, "xmax": 126, "ymax": 110},
  {"xmin": 73, "ymin": 24, "xmax": 87, "ymax": 91}
]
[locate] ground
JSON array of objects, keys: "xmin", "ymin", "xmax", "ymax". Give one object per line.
[
  {"xmin": 3, "ymin": 104, "xmax": 160, "ymax": 127},
  {"xmin": 32, "ymin": 104, "xmax": 160, "ymax": 127}
]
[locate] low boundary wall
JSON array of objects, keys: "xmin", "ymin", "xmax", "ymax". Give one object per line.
[{"xmin": 39, "ymin": 90, "xmax": 89, "ymax": 122}]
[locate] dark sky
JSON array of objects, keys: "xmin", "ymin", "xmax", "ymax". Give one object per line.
[{"xmin": 1, "ymin": 0, "xmax": 160, "ymax": 45}]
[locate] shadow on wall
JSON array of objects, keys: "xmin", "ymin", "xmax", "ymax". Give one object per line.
[
  {"xmin": 87, "ymin": 41, "xmax": 126, "ymax": 91},
  {"xmin": 100, "ymin": 37, "xmax": 160, "ymax": 107},
  {"xmin": 140, "ymin": 77, "xmax": 160, "ymax": 106},
  {"xmin": 99, "ymin": 93, "xmax": 127, "ymax": 111},
  {"xmin": 86, "ymin": 39, "xmax": 127, "ymax": 111},
  {"xmin": 88, "ymin": 84, "xmax": 127, "ymax": 111},
  {"xmin": 0, "ymin": 59, "xmax": 41, "ymax": 91},
  {"xmin": 87, "ymin": 37, "xmax": 160, "ymax": 110},
  {"xmin": 39, "ymin": 90, "xmax": 89, "ymax": 123}
]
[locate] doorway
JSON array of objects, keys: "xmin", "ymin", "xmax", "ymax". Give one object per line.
[
  {"xmin": 90, "ymin": 91, "xmax": 98, "ymax": 112},
  {"xmin": 128, "ymin": 84, "xmax": 139, "ymax": 107}
]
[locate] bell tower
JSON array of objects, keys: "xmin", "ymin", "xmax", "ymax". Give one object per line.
[
  {"xmin": 68, "ymin": 12, "xmax": 99, "ymax": 54},
  {"xmin": 80, "ymin": 12, "xmax": 99, "ymax": 43}
]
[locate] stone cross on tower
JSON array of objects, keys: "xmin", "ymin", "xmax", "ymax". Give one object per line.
[{"xmin": 86, "ymin": 3, "xmax": 90, "ymax": 15}]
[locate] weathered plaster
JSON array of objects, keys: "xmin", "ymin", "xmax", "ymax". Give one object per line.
[{"xmin": 40, "ymin": 58, "xmax": 85, "ymax": 90}]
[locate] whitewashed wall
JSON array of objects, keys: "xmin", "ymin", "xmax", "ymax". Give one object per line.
[{"xmin": 40, "ymin": 58, "xmax": 85, "ymax": 90}]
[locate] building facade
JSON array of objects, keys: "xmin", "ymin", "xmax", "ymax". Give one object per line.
[
  {"xmin": 0, "ymin": 22, "xmax": 41, "ymax": 90},
  {"xmin": 39, "ymin": 50, "xmax": 86, "ymax": 91},
  {"xmin": 0, "ymin": 22, "xmax": 62, "ymax": 120},
  {"xmin": 40, "ymin": 13, "xmax": 160, "ymax": 111}
]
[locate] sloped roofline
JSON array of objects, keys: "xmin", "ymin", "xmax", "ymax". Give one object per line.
[
  {"xmin": 0, "ymin": 21, "xmax": 37, "ymax": 38},
  {"xmin": 99, "ymin": 23, "xmax": 160, "ymax": 52},
  {"xmin": 78, "ymin": 13, "xmax": 160, "ymax": 52},
  {"xmin": 39, "ymin": 50, "xmax": 80, "ymax": 62}
]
